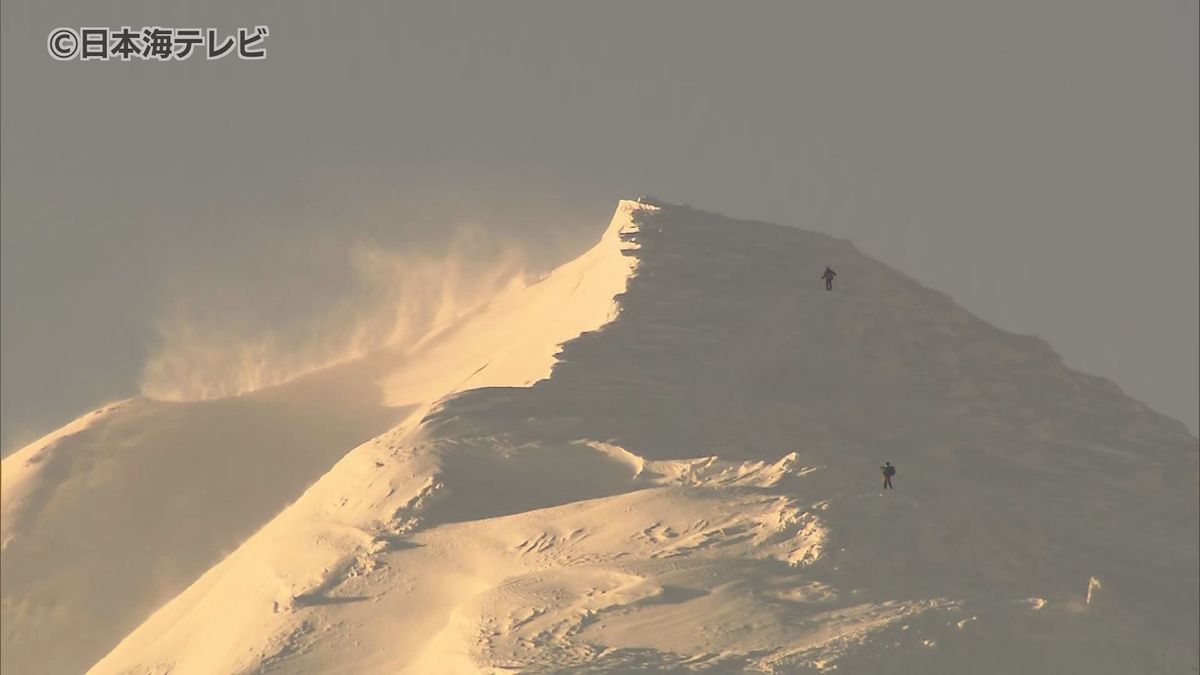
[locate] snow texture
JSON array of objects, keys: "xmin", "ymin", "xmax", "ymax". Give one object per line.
[{"xmin": 3, "ymin": 199, "xmax": 1197, "ymax": 674}]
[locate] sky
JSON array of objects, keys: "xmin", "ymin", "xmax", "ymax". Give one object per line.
[{"xmin": 2, "ymin": 0, "xmax": 1197, "ymax": 452}]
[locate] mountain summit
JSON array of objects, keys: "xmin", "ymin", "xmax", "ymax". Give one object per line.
[{"xmin": 4, "ymin": 200, "xmax": 1197, "ymax": 674}]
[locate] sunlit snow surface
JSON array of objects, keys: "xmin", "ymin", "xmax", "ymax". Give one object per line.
[{"xmin": 4, "ymin": 200, "xmax": 1197, "ymax": 674}]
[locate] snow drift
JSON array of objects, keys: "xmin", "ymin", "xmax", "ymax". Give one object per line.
[{"xmin": 3, "ymin": 199, "xmax": 1197, "ymax": 674}]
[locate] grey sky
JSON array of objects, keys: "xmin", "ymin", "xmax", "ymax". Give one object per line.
[{"xmin": 2, "ymin": 0, "xmax": 1197, "ymax": 451}]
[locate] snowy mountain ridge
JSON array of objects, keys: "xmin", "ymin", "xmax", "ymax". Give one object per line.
[{"xmin": 3, "ymin": 199, "xmax": 1197, "ymax": 674}]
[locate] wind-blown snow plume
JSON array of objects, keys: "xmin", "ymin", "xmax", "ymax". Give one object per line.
[{"xmin": 139, "ymin": 230, "xmax": 527, "ymax": 401}]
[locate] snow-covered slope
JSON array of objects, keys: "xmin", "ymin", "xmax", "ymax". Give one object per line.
[
  {"xmin": 2, "ymin": 202, "xmax": 642, "ymax": 674},
  {"xmin": 6, "ymin": 200, "xmax": 1197, "ymax": 674},
  {"xmin": 0, "ymin": 370, "xmax": 403, "ymax": 675}
]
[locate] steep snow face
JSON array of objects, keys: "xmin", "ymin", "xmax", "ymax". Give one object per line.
[
  {"xmin": 1, "ymin": 202, "xmax": 645, "ymax": 675},
  {"xmin": 376, "ymin": 198, "xmax": 644, "ymax": 414},
  {"xmin": 11, "ymin": 200, "xmax": 1199, "ymax": 674}
]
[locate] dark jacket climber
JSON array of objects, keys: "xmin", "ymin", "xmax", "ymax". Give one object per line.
[
  {"xmin": 881, "ymin": 462, "xmax": 896, "ymax": 489},
  {"xmin": 821, "ymin": 267, "xmax": 837, "ymax": 291}
]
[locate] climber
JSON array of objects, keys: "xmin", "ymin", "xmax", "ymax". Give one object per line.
[
  {"xmin": 821, "ymin": 267, "xmax": 837, "ymax": 291},
  {"xmin": 881, "ymin": 462, "xmax": 896, "ymax": 490}
]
